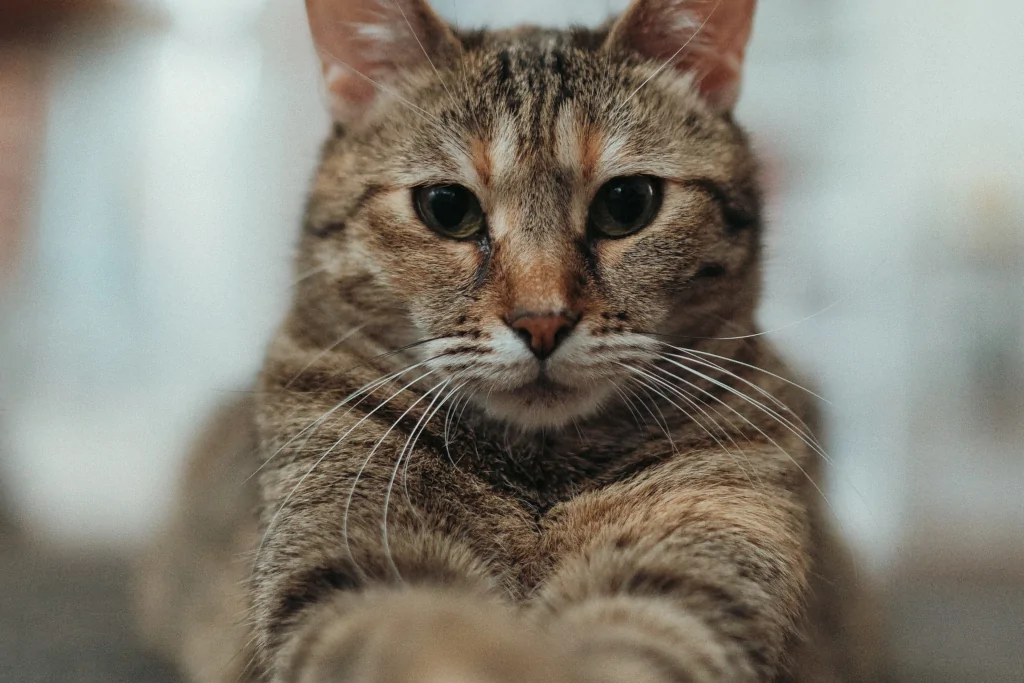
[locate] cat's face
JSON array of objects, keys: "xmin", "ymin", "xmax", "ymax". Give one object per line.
[{"xmin": 298, "ymin": 0, "xmax": 761, "ymax": 429}]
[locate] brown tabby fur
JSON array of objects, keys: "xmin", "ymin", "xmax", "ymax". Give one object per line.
[{"xmin": 138, "ymin": 3, "xmax": 886, "ymax": 682}]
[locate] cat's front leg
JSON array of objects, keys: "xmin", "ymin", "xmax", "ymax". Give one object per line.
[
  {"xmin": 278, "ymin": 589, "xmax": 593, "ymax": 683},
  {"xmin": 531, "ymin": 447, "xmax": 813, "ymax": 683},
  {"xmin": 249, "ymin": 425, "xmax": 564, "ymax": 683}
]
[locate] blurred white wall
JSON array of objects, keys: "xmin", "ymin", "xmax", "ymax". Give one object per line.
[{"xmin": 0, "ymin": 0, "xmax": 1020, "ymax": 583}]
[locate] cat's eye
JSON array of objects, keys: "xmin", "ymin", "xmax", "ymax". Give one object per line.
[
  {"xmin": 588, "ymin": 176, "xmax": 663, "ymax": 239},
  {"xmin": 414, "ymin": 184, "xmax": 485, "ymax": 240}
]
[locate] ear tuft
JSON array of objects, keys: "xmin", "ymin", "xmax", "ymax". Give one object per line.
[
  {"xmin": 605, "ymin": 0, "xmax": 757, "ymax": 111},
  {"xmin": 306, "ymin": 0, "xmax": 461, "ymax": 124}
]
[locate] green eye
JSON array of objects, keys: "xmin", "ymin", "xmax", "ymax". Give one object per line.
[
  {"xmin": 413, "ymin": 184, "xmax": 485, "ymax": 240},
  {"xmin": 588, "ymin": 176, "xmax": 664, "ymax": 238}
]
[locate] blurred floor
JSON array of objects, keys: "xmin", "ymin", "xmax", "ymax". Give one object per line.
[
  {"xmin": 0, "ymin": 544, "xmax": 180, "ymax": 683},
  {"xmin": 887, "ymin": 573, "xmax": 1024, "ymax": 683}
]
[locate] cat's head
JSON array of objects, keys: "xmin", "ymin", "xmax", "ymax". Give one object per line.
[{"xmin": 295, "ymin": 0, "xmax": 762, "ymax": 429}]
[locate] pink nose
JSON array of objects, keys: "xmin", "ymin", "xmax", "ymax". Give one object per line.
[{"xmin": 509, "ymin": 312, "xmax": 578, "ymax": 360}]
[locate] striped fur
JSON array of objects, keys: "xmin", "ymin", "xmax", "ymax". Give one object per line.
[{"xmin": 138, "ymin": 2, "xmax": 886, "ymax": 682}]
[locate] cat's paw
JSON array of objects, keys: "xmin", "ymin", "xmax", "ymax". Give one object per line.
[{"xmin": 292, "ymin": 591, "xmax": 585, "ymax": 683}]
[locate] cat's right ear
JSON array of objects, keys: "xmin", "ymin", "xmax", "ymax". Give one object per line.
[{"xmin": 306, "ymin": 0, "xmax": 461, "ymax": 125}]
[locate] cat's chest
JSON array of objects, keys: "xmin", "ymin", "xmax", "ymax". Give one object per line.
[{"xmin": 434, "ymin": 425, "xmax": 671, "ymax": 514}]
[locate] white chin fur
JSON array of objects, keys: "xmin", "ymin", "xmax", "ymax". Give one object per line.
[{"xmin": 475, "ymin": 382, "xmax": 615, "ymax": 431}]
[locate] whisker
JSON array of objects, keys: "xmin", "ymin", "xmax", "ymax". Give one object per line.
[
  {"xmin": 290, "ymin": 266, "xmax": 328, "ymax": 289},
  {"xmin": 320, "ymin": 335, "xmax": 455, "ymax": 381},
  {"xmin": 380, "ymin": 377, "xmax": 454, "ymax": 579},
  {"xmin": 252, "ymin": 369, "xmax": 436, "ymax": 575},
  {"xmin": 613, "ymin": 384, "xmax": 649, "ymax": 435},
  {"xmin": 451, "ymin": 389, "xmax": 475, "ymax": 467},
  {"xmin": 285, "ymin": 324, "xmax": 369, "ymax": 388},
  {"xmin": 244, "ymin": 357, "xmax": 437, "ymax": 485},
  {"xmin": 340, "ymin": 370, "xmax": 443, "ymax": 575},
  {"xmin": 660, "ymin": 352, "xmax": 873, "ymax": 515},
  {"xmin": 622, "ymin": 367, "xmax": 772, "ymax": 505},
  {"xmin": 400, "ymin": 378, "xmax": 466, "ymax": 523},
  {"xmin": 657, "ymin": 354, "xmax": 832, "ymax": 465},
  {"xmin": 660, "ymin": 341, "xmax": 830, "ymax": 404},
  {"xmin": 637, "ymin": 361, "xmax": 771, "ymax": 497},
  {"xmin": 620, "ymin": 364, "xmax": 741, "ymax": 464},
  {"xmin": 629, "ymin": 383, "xmax": 677, "ymax": 450},
  {"xmin": 649, "ymin": 359, "xmax": 836, "ymax": 515},
  {"xmin": 623, "ymin": 383, "xmax": 657, "ymax": 432},
  {"xmin": 646, "ymin": 339, "xmax": 833, "ymax": 466},
  {"xmin": 442, "ymin": 385, "xmax": 469, "ymax": 468},
  {"xmin": 665, "ymin": 350, "xmax": 827, "ymax": 457},
  {"xmin": 276, "ymin": 336, "xmax": 457, "ymax": 396},
  {"xmin": 662, "ymin": 349, "xmax": 817, "ymax": 434}
]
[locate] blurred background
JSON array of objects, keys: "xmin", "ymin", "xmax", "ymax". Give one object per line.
[{"xmin": 0, "ymin": 0, "xmax": 1021, "ymax": 681}]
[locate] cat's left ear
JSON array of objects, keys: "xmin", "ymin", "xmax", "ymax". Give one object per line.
[
  {"xmin": 604, "ymin": 0, "xmax": 758, "ymax": 112},
  {"xmin": 306, "ymin": 0, "xmax": 461, "ymax": 124}
]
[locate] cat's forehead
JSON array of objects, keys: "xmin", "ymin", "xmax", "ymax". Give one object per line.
[
  {"xmin": 461, "ymin": 37, "xmax": 640, "ymax": 140},
  {"xmin": 386, "ymin": 36, "xmax": 713, "ymax": 188}
]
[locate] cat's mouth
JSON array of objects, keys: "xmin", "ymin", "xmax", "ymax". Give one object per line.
[
  {"xmin": 476, "ymin": 373, "xmax": 614, "ymax": 429},
  {"xmin": 504, "ymin": 375, "xmax": 570, "ymax": 403}
]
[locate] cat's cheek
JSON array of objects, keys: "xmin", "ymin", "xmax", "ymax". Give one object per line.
[{"xmin": 589, "ymin": 239, "xmax": 675, "ymax": 328}]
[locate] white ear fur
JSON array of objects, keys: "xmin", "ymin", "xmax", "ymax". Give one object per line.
[
  {"xmin": 305, "ymin": 0, "xmax": 461, "ymax": 124},
  {"xmin": 605, "ymin": 0, "xmax": 758, "ymax": 111}
]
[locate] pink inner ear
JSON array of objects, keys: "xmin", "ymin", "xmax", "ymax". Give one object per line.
[
  {"xmin": 321, "ymin": 58, "xmax": 378, "ymax": 119},
  {"xmin": 306, "ymin": 0, "xmax": 418, "ymax": 122},
  {"xmin": 308, "ymin": 0, "xmax": 406, "ymax": 75},
  {"xmin": 611, "ymin": 0, "xmax": 757, "ymax": 111}
]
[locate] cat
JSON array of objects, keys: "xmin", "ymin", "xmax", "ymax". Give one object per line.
[{"xmin": 136, "ymin": 1, "xmax": 887, "ymax": 681}]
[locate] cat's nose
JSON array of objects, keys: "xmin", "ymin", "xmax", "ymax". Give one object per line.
[{"xmin": 509, "ymin": 312, "xmax": 579, "ymax": 360}]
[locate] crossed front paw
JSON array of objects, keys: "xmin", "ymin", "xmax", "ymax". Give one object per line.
[{"xmin": 289, "ymin": 591, "xmax": 588, "ymax": 683}]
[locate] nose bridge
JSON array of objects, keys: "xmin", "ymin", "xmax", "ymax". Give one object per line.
[
  {"xmin": 503, "ymin": 241, "xmax": 571, "ymax": 316},
  {"xmin": 493, "ymin": 173, "xmax": 579, "ymax": 316}
]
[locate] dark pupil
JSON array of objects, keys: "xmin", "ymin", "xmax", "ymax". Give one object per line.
[
  {"xmin": 430, "ymin": 186, "xmax": 470, "ymax": 229},
  {"xmin": 605, "ymin": 179, "xmax": 651, "ymax": 226}
]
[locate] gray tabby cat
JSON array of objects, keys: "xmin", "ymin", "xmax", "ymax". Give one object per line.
[{"xmin": 137, "ymin": 1, "xmax": 886, "ymax": 681}]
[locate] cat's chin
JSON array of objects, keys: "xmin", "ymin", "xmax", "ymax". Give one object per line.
[{"xmin": 477, "ymin": 380, "xmax": 614, "ymax": 431}]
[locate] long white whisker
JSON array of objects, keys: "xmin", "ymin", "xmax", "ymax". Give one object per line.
[
  {"xmin": 631, "ymin": 384, "xmax": 677, "ymax": 451},
  {"xmin": 400, "ymin": 379, "xmax": 466, "ymax": 523},
  {"xmin": 649, "ymin": 359, "xmax": 836, "ymax": 515},
  {"xmin": 451, "ymin": 389, "xmax": 475, "ymax": 466},
  {"xmin": 442, "ymin": 386, "xmax": 468, "ymax": 468},
  {"xmin": 340, "ymin": 370, "xmax": 440, "ymax": 574},
  {"xmin": 665, "ymin": 349, "xmax": 821, "ymax": 442},
  {"xmin": 244, "ymin": 358, "xmax": 434, "ymax": 485},
  {"xmin": 637, "ymin": 362, "xmax": 770, "ymax": 497},
  {"xmin": 621, "ymin": 383, "xmax": 653, "ymax": 431},
  {"xmin": 622, "ymin": 367, "xmax": 771, "ymax": 505},
  {"xmin": 380, "ymin": 378, "xmax": 454, "ymax": 579},
  {"xmin": 653, "ymin": 253, "xmax": 895, "ymax": 344},
  {"xmin": 290, "ymin": 266, "xmax": 328, "ymax": 289},
  {"xmin": 660, "ymin": 353, "xmax": 872, "ymax": 514},
  {"xmin": 613, "ymin": 384, "xmax": 648, "ymax": 436},
  {"xmin": 252, "ymin": 369, "xmax": 435, "ymax": 575},
  {"xmin": 621, "ymin": 364, "xmax": 741, "ymax": 464},
  {"xmin": 658, "ymin": 354, "xmax": 832, "ymax": 465},
  {"xmin": 663, "ymin": 343, "xmax": 830, "ymax": 404},
  {"xmin": 642, "ymin": 363, "xmax": 750, "ymax": 448}
]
